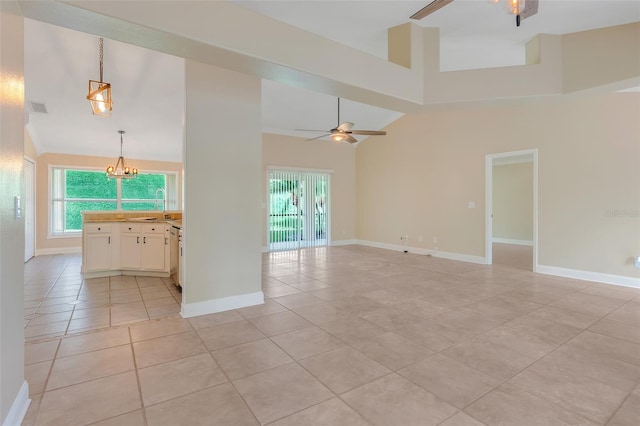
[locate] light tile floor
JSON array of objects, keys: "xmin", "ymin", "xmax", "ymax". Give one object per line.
[{"xmin": 22, "ymin": 246, "xmax": 640, "ymax": 425}]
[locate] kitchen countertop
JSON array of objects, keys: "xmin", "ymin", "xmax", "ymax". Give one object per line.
[{"xmin": 82, "ymin": 211, "xmax": 182, "ymax": 228}]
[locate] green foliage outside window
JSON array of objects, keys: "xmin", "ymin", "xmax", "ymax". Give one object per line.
[
  {"xmin": 53, "ymin": 169, "xmax": 169, "ymax": 233},
  {"xmin": 122, "ymin": 174, "xmax": 166, "ymax": 200},
  {"xmin": 65, "ymin": 170, "xmax": 117, "ymax": 199}
]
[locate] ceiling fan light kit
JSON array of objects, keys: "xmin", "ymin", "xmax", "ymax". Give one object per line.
[
  {"xmin": 298, "ymin": 98, "xmax": 387, "ymax": 145},
  {"xmin": 87, "ymin": 37, "xmax": 112, "ymax": 117}
]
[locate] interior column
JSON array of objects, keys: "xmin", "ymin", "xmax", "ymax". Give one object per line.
[{"xmin": 182, "ymin": 60, "xmax": 263, "ymax": 317}]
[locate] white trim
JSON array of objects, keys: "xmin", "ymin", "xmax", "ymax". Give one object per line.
[
  {"xmin": 266, "ymin": 165, "xmax": 334, "ymax": 174},
  {"xmin": 3, "ymin": 381, "xmax": 30, "ymax": 426},
  {"xmin": 431, "ymin": 250, "xmax": 487, "ymax": 265},
  {"xmin": 331, "ymin": 239, "xmax": 358, "ymax": 246},
  {"xmin": 537, "ymin": 265, "xmax": 640, "ymax": 288},
  {"xmin": 181, "ymin": 291, "xmax": 264, "ymax": 318},
  {"xmin": 356, "ymin": 240, "xmax": 486, "ymax": 264},
  {"xmin": 485, "ymin": 149, "xmax": 538, "ymax": 271},
  {"xmin": 492, "ymin": 238, "xmax": 534, "ymax": 246},
  {"xmin": 35, "ymin": 246, "xmax": 82, "ymax": 256}
]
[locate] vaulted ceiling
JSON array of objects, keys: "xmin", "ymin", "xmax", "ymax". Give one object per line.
[{"xmin": 24, "ymin": 1, "xmax": 640, "ymax": 162}]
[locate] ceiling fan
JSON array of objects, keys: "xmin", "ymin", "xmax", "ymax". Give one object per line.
[
  {"xmin": 297, "ymin": 98, "xmax": 387, "ymax": 144},
  {"xmin": 410, "ymin": 0, "xmax": 538, "ymax": 27}
]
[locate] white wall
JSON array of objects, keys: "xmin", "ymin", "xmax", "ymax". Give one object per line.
[
  {"xmin": 0, "ymin": 2, "xmax": 28, "ymax": 424},
  {"xmin": 492, "ymin": 162, "xmax": 533, "ymax": 242},
  {"xmin": 182, "ymin": 60, "xmax": 263, "ymax": 316},
  {"xmin": 357, "ymin": 93, "xmax": 640, "ymax": 280}
]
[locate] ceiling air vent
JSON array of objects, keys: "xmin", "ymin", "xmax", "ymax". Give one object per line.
[{"xmin": 29, "ymin": 101, "xmax": 48, "ymax": 114}]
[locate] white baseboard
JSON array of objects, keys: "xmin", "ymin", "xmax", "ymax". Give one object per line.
[
  {"xmin": 3, "ymin": 381, "xmax": 30, "ymax": 426},
  {"xmin": 35, "ymin": 247, "xmax": 82, "ymax": 256},
  {"xmin": 331, "ymin": 239, "xmax": 358, "ymax": 246},
  {"xmin": 355, "ymin": 240, "xmax": 486, "ymax": 264},
  {"xmin": 181, "ymin": 291, "xmax": 264, "ymax": 318},
  {"xmin": 431, "ymin": 250, "xmax": 487, "ymax": 265},
  {"xmin": 537, "ymin": 265, "xmax": 640, "ymax": 288},
  {"xmin": 492, "ymin": 238, "xmax": 534, "ymax": 246}
]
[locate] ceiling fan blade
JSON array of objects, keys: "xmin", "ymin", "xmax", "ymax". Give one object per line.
[
  {"xmin": 410, "ymin": 0, "xmax": 454, "ymax": 20},
  {"xmin": 521, "ymin": 0, "xmax": 539, "ymax": 19},
  {"xmin": 348, "ymin": 130, "xmax": 387, "ymax": 136},
  {"xmin": 305, "ymin": 134, "xmax": 330, "ymax": 142},
  {"xmin": 346, "ymin": 135, "xmax": 358, "ymax": 144},
  {"xmin": 337, "ymin": 122, "xmax": 354, "ymax": 131},
  {"xmin": 295, "ymin": 129, "xmax": 331, "ymax": 132}
]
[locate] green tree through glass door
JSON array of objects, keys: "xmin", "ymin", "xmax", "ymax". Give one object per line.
[{"xmin": 268, "ymin": 170, "xmax": 329, "ymax": 251}]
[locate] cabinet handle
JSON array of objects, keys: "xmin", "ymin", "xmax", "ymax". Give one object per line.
[
  {"xmin": 98, "ymin": 227, "xmax": 101, "ymax": 231},
  {"xmin": 137, "ymin": 236, "xmax": 140, "ymax": 244},
  {"xmin": 165, "ymin": 237, "xmax": 168, "ymax": 245},
  {"xmin": 108, "ymin": 236, "xmax": 111, "ymax": 244},
  {"xmin": 129, "ymin": 227, "xmax": 132, "ymax": 230},
  {"xmin": 143, "ymin": 237, "xmax": 146, "ymax": 244},
  {"xmin": 151, "ymin": 227, "xmax": 155, "ymax": 231}
]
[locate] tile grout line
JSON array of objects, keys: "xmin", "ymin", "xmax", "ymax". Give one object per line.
[{"xmin": 128, "ymin": 326, "xmax": 150, "ymax": 426}]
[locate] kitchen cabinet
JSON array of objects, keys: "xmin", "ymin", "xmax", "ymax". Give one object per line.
[
  {"xmin": 120, "ymin": 224, "xmax": 142, "ymax": 269},
  {"xmin": 120, "ymin": 223, "xmax": 169, "ymax": 272},
  {"xmin": 83, "ymin": 223, "xmax": 117, "ymax": 272},
  {"xmin": 82, "ymin": 220, "xmax": 171, "ymax": 278},
  {"xmin": 140, "ymin": 224, "xmax": 168, "ymax": 271}
]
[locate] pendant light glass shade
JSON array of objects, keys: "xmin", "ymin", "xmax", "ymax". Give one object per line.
[
  {"xmin": 505, "ymin": 0, "xmax": 525, "ymax": 15},
  {"xmin": 107, "ymin": 131, "xmax": 137, "ymax": 179},
  {"xmin": 87, "ymin": 37, "xmax": 112, "ymax": 117}
]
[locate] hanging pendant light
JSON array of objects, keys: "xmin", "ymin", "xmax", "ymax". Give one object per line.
[
  {"xmin": 87, "ymin": 37, "xmax": 112, "ymax": 116},
  {"xmin": 106, "ymin": 131, "xmax": 137, "ymax": 179}
]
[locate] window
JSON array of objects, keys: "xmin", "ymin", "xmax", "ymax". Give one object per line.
[{"xmin": 50, "ymin": 166, "xmax": 178, "ymax": 236}]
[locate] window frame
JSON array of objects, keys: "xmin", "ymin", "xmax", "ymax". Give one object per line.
[{"xmin": 48, "ymin": 165, "xmax": 179, "ymax": 238}]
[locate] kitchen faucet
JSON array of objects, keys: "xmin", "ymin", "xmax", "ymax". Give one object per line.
[{"xmin": 154, "ymin": 188, "xmax": 166, "ymax": 213}]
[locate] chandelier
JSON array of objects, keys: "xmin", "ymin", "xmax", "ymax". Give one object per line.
[{"xmin": 106, "ymin": 131, "xmax": 137, "ymax": 179}]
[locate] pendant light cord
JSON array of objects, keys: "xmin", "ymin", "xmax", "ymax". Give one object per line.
[{"xmin": 99, "ymin": 38, "xmax": 104, "ymax": 83}]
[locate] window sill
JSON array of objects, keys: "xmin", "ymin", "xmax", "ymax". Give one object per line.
[{"xmin": 48, "ymin": 232, "xmax": 82, "ymax": 239}]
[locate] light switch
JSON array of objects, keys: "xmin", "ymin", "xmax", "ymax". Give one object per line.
[
  {"xmin": 14, "ymin": 196, "xmax": 21, "ymax": 219},
  {"xmin": 468, "ymin": 201, "xmax": 475, "ymax": 209}
]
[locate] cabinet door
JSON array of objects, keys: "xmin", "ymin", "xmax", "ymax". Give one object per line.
[
  {"xmin": 121, "ymin": 233, "xmax": 142, "ymax": 269},
  {"xmin": 141, "ymin": 234, "xmax": 166, "ymax": 271},
  {"xmin": 85, "ymin": 234, "xmax": 112, "ymax": 272}
]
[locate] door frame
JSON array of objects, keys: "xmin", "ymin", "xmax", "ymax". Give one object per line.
[
  {"xmin": 24, "ymin": 156, "xmax": 36, "ymax": 262},
  {"xmin": 266, "ymin": 166, "xmax": 332, "ymax": 251},
  {"xmin": 485, "ymin": 148, "xmax": 538, "ymax": 271}
]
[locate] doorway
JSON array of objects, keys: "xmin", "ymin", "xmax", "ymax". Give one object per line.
[
  {"xmin": 485, "ymin": 149, "xmax": 537, "ymax": 271},
  {"xmin": 24, "ymin": 157, "xmax": 36, "ymax": 262},
  {"xmin": 267, "ymin": 169, "xmax": 330, "ymax": 251}
]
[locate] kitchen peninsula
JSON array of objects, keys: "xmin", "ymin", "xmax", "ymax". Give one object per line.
[{"xmin": 81, "ymin": 211, "xmax": 182, "ymax": 281}]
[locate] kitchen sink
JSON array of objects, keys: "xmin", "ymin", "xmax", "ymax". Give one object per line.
[{"xmin": 128, "ymin": 217, "xmax": 158, "ymax": 222}]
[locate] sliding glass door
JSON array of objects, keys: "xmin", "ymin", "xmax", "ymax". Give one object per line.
[{"xmin": 268, "ymin": 169, "xmax": 330, "ymax": 251}]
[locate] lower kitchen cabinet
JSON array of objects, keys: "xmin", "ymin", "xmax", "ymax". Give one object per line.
[
  {"xmin": 83, "ymin": 223, "xmax": 117, "ymax": 273},
  {"xmin": 120, "ymin": 224, "xmax": 143, "ymax": 269},
  {"xmin": 82, "ymin": 221, "xmax": 170, "ymax": 277},
  {"xmin": 139, "ymin": 224, "xmax": 169, "ymax": 271}
]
